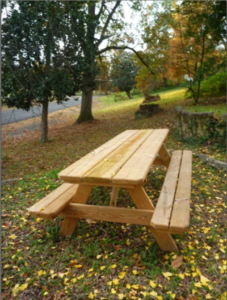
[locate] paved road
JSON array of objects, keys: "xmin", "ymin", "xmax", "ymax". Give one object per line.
[{"xmin": 1, "ymin": 96, "xmax": 81, "ymax": 125}]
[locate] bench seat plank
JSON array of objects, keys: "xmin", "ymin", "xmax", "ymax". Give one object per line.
[
  {"xmin": 169, "ymin": 150, "xmax": 192, "ymax": 232},
  {"xmin": 58, "ymin": 130, "xmax": 137, "ymax": 182},
  {"xmin": 150, "ymin": 150, "xmax": 182, "ymax": 230},
  {"xmin": 112, "ymin": 129, "xmax": 169, "ymax": 185},
  {"xmin": 28, "ymin": 183, "xmax": 78, "ymax": 219},
  {"xmin": 83, "ymin": 130, "xmax": 153, "ymax": 183}
]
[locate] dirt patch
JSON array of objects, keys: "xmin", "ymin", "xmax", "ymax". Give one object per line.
[{"xmin": 1, "ymin": 98, "xmax": 105, "ymax": 139}]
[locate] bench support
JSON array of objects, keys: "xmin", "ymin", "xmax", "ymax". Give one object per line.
[
  {"xmin": 109, "ymin": 187, "xmax": 119, "ymax": 207},
  {"xmin": 60, "ymin": 185, "xmax": 93, "ymax": 236},
  {"xmin": 126, "ymin": 187, "xmax": 178, "ymax": 252}
]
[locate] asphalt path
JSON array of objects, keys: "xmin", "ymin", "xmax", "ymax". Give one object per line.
[{"xmin": 1, "ymin": 96, "xmax": 82, "ymax": 125}]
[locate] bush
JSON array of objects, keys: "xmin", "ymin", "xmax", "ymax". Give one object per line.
[{"xmin": 200, "ymin": 71, "xmax": 226, "ymax": 98}]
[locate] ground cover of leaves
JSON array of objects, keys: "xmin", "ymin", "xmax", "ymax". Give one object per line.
[{"xmin": 1, "ymin": 98, "xmax": 226, "ymax": 300}]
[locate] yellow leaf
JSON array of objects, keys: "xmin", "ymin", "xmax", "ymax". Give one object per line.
[
  {"xmin": 162, "ymin": 272, "xmax": 173, "ymax": 278},
  {"xmin": 58, "ymin": 272, "xmax": 64, "ymax": 278},
  {"xmin": 178, "ymin": 273, "xmax": 185, "ymax": 279},
  {"xmin": 12, "ymin": 284, "xmax": 20, "ymax": 297},
  {"xmin": 149, "ymin": 280, "xmax": 157, "ymax": 288},
  {"xmin": 77, "ymin": 274, "xmax": 84, "ymax": 280},
  {"xmin": 200, "ymin": 275, "xmax": 210, "ymax": 285},
  {"xmin": 140, "ymin": 291, "xmax": 147, "ymax": 297},
  {"xmin": 221, "ymin": 292, "xmax": 227, "ymax": 300},
  {"xmin": 19, "ymin": 283, "xmax": 28, "ymax": 291},
  {"xmin": 88, "ymin": 292, "xmax": 94, "ymax": 299},
  {"xmin": 107, "ymin": 281, "xmax": 112, "ymax": 286},
  {"xmin": 118, "ymin": 294, "xmax": 124, "ymax": 299},
  {"xmin": 205, "ymin": 294, "xmax": 212, "ymax": 299},
  {"xmin": 71, "ymin": 278, "xmax": 77, "ymax": 283},
  {"xmin": 157, "ymin": 297, "xmax": 163, "ymax": 300},
  {"xmin": 111, "ymin": 264, "xmax": 117, "ymax": 269},
  {"xmin": 3, "ymin": 264, "xmax": 10, "ymax": 269},
  {"xmin": 96, "ymin": 255, "xmax": 102, "ymax": 259},
  {"xmin": 9, "ymin": 234, "xmax": 17, "ymax": 240},
  {"xmin": 167, "ymin": 292, "xmax": 175, "ymax": 299},
  {"xmin": 150, "ymin": 290, "xmax": 158, "ymax": 297},
  {"xmin": 100, "ymin": 266, "xmax": 106, "ymax": 271},
  {"xmin": 126, "ymin": 283, "xmax": 131, "ymax": 289},
  {"xmin": 132, "ymin": 284, "xmax": 139, "ymax": 290},
  {"xmin": 113, "ymin": 279, "xmax": 119, "ymax": 285},
  {"xmin": 194, "ymin": 282, "xmax": 202, "ymax": 288},
  {"xmin": 111, "ymin": 288, "xmax": 116, "ymax": 294},
  {"xmin": 196, "ymin": 269, "xmax": 201, "ymax": 276},
  {"xmin": 38, "ymin": 270, "xmax": 43, "ymax": 277},
  {"xmin": 75, "ymin": 264, "xmax": 82, "ymax": 268},
  {"xmin": 132, "ymin": 270, "xmax": 138, "ymax": 275},
  {"xmin": 118, "ymin": 272, "xmax": 126, "ymax": 279}
]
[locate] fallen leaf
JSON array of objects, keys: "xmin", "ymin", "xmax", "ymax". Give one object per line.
[{"xmin": 171, "ymin": 256, "xmax": 183, "ymax": 268}]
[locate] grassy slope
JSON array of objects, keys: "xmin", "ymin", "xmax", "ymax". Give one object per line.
[{"xmin": 1, "ymin": 88, "xmax": 226, "ymax": 300}]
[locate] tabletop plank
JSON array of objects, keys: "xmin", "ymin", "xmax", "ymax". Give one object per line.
[
  {"xmin": 112, "ymin": 129, "xmax": 169, "ymax": 185},
  {"xmin": 169, "ymin": 150, "xmax": 192, "ymax": 232},
  {"xmin": 150, "ymin": 150, "xmax": 182, "ymax": 230},
  {"xmin": 58, "ymin": 130, "xmax": 137, "ymax": 182},
  {"xmin": 83, "ymin": 130, "xmax": 153, "ymax": 183}
]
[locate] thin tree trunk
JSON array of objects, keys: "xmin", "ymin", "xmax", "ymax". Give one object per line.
[
  {"xmin": 76, "ymin": 89, "xmax": 94, "ymax": 123},
  {"xmin": 41, "ymin": 99, "xmax": 49, "ymax": 143},
  {"xmin": 126, "ymin": 90, "xmax": 132, "ymax": 99}
]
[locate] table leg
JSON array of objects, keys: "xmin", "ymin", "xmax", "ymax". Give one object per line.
[
  {"xmin": 109, "ymin": 187, "xmax": 119, "ymax": 207},
  {"xmin": 126, "ymin": 187, "xmax": 178, "ymax": 252},
  {"xmin": 158, "ymin": 144, "xmax": 171, "ymax": 167},
  {"xmin": 60, "ymin": 185, "xmax": 93, "ymax": 236}
]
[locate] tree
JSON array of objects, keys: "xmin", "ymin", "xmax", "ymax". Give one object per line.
[
  {"xmin": 1, "ymin": 1, "xmax": 83, "ymax": 142},
  {"xmin": 134, "ymin": 5, "xmax": 175, "ymax": 98},
  {"xmin": 110, "ymin": 51, "xmax": 138, "ymax": 99},
  {"xmin": 169, "ymin": 1, "xmax": 226, "ymax": 104},
  {"xmin": 70, "ymin": 1, "xmax": 154, "ymax": 123}
]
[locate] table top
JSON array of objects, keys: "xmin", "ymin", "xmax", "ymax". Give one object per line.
[{"xmin": 58, "ymin": 129, "xmax": 169, "ymax": 186}]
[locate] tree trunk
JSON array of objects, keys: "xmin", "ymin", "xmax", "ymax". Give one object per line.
[
  {"xmin": 126, "ymin": 90, "xmax": 132, "ymax": 99},
  {"xmin": 41, "ymin": 99, "xmax": 49, "ymax": 143},
  {"xmin": 76, "ymin": 89, "xmax": 94, "ymax": 123},
  {"xmin": 163, "ymin": 77, "xmax": 168, "ymax": 88}
]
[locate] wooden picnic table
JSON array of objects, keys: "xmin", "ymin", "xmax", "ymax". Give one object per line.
[{"xmin": 28, "ymin": 129, "xmax": 192, "ymax": 252}]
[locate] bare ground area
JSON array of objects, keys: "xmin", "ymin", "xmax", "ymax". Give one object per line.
[{"xmin": 1, "ymin": 98, "xmax": 104, "ymax": 139}]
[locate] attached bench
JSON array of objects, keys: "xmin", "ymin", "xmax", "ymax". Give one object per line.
[
  {"xmin": 151, "ymin": 150, "xmax": 192, "ymax": 234},
  {"xmin": 28, "ymin": 183, "xmax": 79, "ymax": 219},
  {"xmin": 27, "ymin": 130, "xmax": 192, "ymax": 252}
]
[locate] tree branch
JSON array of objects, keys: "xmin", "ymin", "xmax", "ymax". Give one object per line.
[
  {"xmin": 98, "ymin": 45, "xmax": 155, "ymax": 75},
  {"xmin": 97, "ymin": 0, "xmax": 121, "ymax": 47}
]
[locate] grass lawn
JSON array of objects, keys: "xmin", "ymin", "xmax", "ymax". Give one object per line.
[{"xmin": 1, "ymin": 89, "xmax": 226, "ymax": 300}]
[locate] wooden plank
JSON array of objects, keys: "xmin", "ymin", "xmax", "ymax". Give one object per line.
[
  {"xmin": 126, "ymin": 187, "xmax": 155, "ymax": 210},
  {"xmin": 127, "ymin": 187, "xmax": 178, "ymax": 251},
  {"xmin": 112, "ymin": 129, "xmax": 169, "ymax": 185},
  {"xmin": 58, "ymin": 130, "xmax": 137, "ymax": 182},
  {"xmin": 83, "ymin": 130, "xmax": 153, "ymax": 183},
  {"xmin": 150, "ymin": 150, "xmax": 182, "ymax": 230},
  {"xmin": 170, "ymin": 150, "xmax": 192, "ymax": 232},
  {"xmin": 109, "ymin": 187, "xmax": 119, "ymax": 207},
  {"xmin": 28, "ymin": 183, "xmax": 78, "ymax": 218},
  {"xmin": 60, "ymin": 203, "xmax": 154, "ymax": 226},
  {"xmin": 58, "ymin": 179, "xmax": 136, "ymax": 189},
  {"xmin": 60, "ymin": 185, "xmax": 93, "ymax": 236}
]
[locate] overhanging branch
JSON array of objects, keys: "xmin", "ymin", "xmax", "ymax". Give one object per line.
[{"xmin": 98, "ymin": 45, "xmax": 155, "ymax": 75}]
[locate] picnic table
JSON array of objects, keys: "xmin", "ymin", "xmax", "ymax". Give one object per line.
[{"xmin": 28, "ymin": 129, "xmax": 192, "ymax": 252}]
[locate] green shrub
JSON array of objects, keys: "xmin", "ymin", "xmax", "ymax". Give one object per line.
[{"xmin": 200, "ymin": 71, "xmax": 226, "ymax": 97}]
